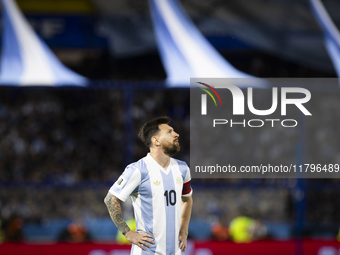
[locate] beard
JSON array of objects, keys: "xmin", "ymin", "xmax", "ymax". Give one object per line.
[{"xmin": 162, "ymin": 140, "xmax": 180, "ymax": 157}]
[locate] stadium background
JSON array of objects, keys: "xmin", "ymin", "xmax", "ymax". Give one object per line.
[{"xmin": 0, "ymin": 0, "xmax": 340, "ymax": 254}]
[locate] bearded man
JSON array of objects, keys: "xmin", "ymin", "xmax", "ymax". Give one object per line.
[{"xmin": 104, "ymin": 116, "xmax": 193, "ymax": 255}]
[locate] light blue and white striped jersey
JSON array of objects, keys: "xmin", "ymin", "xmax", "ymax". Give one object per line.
[{"xmin": 109, "ymin": 153, "xmax": 192, "ymax": 255}]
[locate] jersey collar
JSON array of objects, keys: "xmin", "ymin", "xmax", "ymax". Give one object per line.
[{"xmin": 146, "ymin": 153, "xmax": 172, "ymax": 175}]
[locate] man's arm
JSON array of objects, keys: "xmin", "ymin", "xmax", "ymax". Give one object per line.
[
  {"xmin": 104, "ymin": 192, "xmax": 130, "ymax": 235},
  {"xmin": 104, "ymin": 192, "xmax": 154, "ymax": 250},
  {"xmin": 178, "ymin": 195, "xmax": 193, "ymax": 252}
]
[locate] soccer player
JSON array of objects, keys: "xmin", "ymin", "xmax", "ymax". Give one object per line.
[{"xmin": 104, "ymin": 116, "xmax": 193, "ymax": 254}]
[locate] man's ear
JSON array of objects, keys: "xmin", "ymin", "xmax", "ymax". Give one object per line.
[{"xmin": 151, "ymin": 136, "xmax": 160, "ymax": 146}]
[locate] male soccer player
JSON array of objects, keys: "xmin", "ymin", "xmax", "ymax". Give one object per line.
[{"xmin": 104, "ymin": 116, "xmax": 193, "ymax": 255}]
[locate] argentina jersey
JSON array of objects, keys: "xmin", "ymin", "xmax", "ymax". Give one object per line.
[{"xmin": 109, "ymin": 153, "xmax": 192, "ymax": 255}]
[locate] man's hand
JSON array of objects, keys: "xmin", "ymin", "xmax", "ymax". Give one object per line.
[
  {"xmin": 104, "ymin": 193, "xmax": 155, "ymax": 250},
  {"xmin": 178, "ymin": 233, "xmax": 188, "ymax": 252},
  {"xmin": 125, "ymin": 230, "xmax": 155, "ymax": 251}
]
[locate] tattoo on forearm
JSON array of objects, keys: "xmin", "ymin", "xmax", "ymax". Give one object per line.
[{"xmin": 104, "ymin": 193, "xmax": 130, "ymax": 235}]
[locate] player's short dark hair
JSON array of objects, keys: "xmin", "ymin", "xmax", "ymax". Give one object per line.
[{"xmin": 138, "ymin": 116, "xmax": 171, "ymax": 148}]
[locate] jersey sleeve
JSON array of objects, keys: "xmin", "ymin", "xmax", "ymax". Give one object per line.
[
  {"xmin": 109, "ymin": 165, "xmax": 141, "ymax": 202},
  {"xmin": 182, "ymin": 164, "xmax": 193, "ymax": 197}
]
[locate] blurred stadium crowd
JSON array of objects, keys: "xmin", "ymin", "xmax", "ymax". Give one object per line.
[{"xmin": 0, "ymin": 86, "xmax": 339, "ymax": 242}]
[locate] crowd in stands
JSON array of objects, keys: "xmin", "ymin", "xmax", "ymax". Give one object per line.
[
  {"xmin": 0, "ymin": 88, "xmax": 126, "ymax": 184},
  {"xmin": 0, "ymin": 86, "xmax": 340, "ymax": 241}
]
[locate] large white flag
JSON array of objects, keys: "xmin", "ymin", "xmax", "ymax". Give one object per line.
[
  {"xmin": 0, "ymin": 0, "xmax": 88, "ymax": 86},
  {"xmin": 148, "ymin": 0, "xmax": 265, "ymax": 88}
]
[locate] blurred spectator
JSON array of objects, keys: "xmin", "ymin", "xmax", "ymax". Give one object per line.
[
  {"xmin": 229, "ymin": 216, "xmax": 267, "ymax": 243},
  {"xmin": 58, "ymin": 221, "xmax": 92, "ymax": 243},
  {"xmin": 0, "ymin": 219, "xmax": 5, "ymax": 243},
  {"xmin": 211, "ymin": 222, "xmax": 229, "ymax": 241},
  {"xmin": 3, "ymin": 215, "xmax": 24, "ymax": 242},
  {"xmin": 210, "ymin": 214, "xmax": 230, "ymax": 241}
]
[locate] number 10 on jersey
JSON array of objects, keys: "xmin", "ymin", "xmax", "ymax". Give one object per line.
[{"xmin": 164, "ymin": 190, "xmax": 176, "ymax": 206}]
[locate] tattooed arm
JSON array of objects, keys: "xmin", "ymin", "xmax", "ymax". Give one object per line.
[
  {"xmin": 104, "ymin": 192, "xmax": 154, "ymax": 250},
  {"xmin": 104, "ymin": 192, "xmax": 130, "ymax": 235}
]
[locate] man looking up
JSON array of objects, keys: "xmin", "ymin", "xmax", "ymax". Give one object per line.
[{"xmin": 104, "ymin": 116, "xmax": 193, "ymax": 255}]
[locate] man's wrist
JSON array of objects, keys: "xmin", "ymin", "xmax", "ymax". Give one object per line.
[
  {"xmin": 179, "ymin": 231, "xmax": 188, "ymax": 237},
  {"xmin": 122, "ymin": 228, "xmax": 131, "ymax": 236}
]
